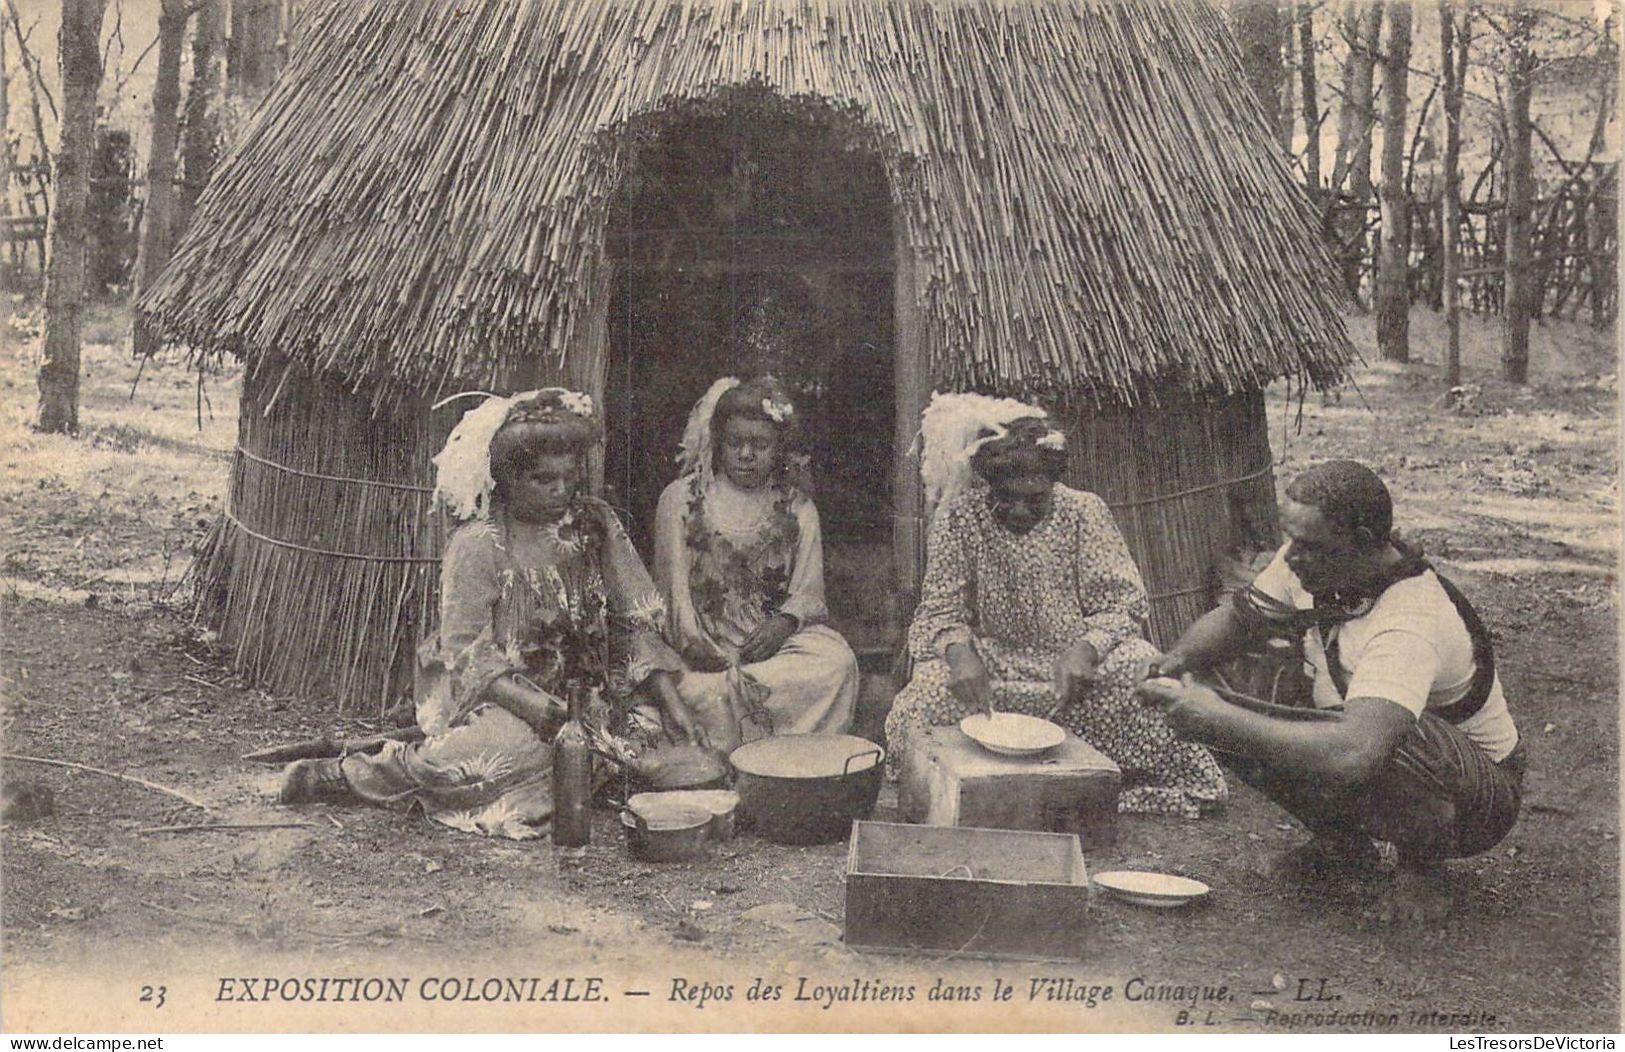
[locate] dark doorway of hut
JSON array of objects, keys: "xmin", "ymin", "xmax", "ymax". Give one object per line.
[{"xmin": 605, "ymin": 89, "xmax": 900, "ymax": 672}]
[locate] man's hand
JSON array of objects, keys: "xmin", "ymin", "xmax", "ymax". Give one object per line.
[
  {"xmin": 739, "ymin": 614, "xmax": 797, "ymax": 665},
  {"xmin": 1052, "ymin": 640, "xmax": 1100, "ymax": 704},
  {"xmin": 1147, "ymin": 649, "xmax": 1191, "ymax": 679},
  {"xmin": 945, "ymin": 642, "xmax": 994, "ymax": 715},
  {"xmin": 1136, "ymin": 674, "xmax": 1225, "ymax": 737}
]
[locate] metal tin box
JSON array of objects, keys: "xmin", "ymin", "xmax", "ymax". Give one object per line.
[{"xmin": 844, "ymin": 820, "xmax": 1091, "ymax": 961}]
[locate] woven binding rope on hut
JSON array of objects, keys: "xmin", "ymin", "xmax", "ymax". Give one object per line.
[{"xmin": 141, "ymin": 0, "xmax": 1353, "ymax": 713}]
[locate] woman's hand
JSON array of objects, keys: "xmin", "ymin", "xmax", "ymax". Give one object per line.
[
  {"xmin": 486, "ymin": 675, "xmax": 567, "ymax": 738},
  {"xmin": 944, "ymin": 642, "xmax": 994, "ymax": 715},
  {"xmin": 649, "ymin": 670, "xmax": 704, "ymax": 747},
  {"xmin": 739, "ymin": 613, "xmax": 797, "ymax": 665},
  {"xmin": 1052, "ymin": 640, "xmax": 1100, "ymax": 705}
]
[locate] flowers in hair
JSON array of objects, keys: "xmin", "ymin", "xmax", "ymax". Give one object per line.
[
  {"xmin": 762, "ymin": 398, "xmax": 793, "ymax": 423},
  {"xmin": 1037, "ymin": 430, "xmax": 1067, "ymax": 451},
  {"xmin": 559, "ymin": 391, "xmax": 595, "ymax": 417}
]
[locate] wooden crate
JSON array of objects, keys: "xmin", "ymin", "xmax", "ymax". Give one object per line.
[
  {"xmin": 844, "ymin": 820, "xmax": 1091, "ymax": 961},
  {"xmin": 896, "ymin": 724, "xmax": 1121, "ymax": 848}
]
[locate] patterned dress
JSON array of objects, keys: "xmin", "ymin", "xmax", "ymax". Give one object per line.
[
  {"xmin": 654, "ymin": 473, "xmax": 857, "ymax": 750},
  {"xmin": 340, "ymin": 499, "xmax": 680, "ymax": 839},
  {"xmin": 885, "ymin": 484, "xmax": 1227, "ymax": 818}
]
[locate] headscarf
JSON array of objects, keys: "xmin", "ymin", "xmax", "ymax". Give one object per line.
[
  {"xmin": 431, "ymin": 388, "xmax": 598, "ymax": 520},
  {"xmin": 917, "ymin": 391, "xmax": 1067, "ymax": 519}
]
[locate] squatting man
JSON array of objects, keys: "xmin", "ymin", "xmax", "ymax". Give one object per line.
[{"xmin": 1139, "ymin": 459, "xmax": 1523, "ymax": 921}]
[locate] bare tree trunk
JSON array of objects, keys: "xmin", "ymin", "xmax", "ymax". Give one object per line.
[
  {"xmin": 1230, "ymin": 0, "xmax": 1289, "ymax": 151},
  {"xmin": 1502, "ymin": 6, "xmax": 1536, "ymax": 385},
  {"xmin": 1298, "ymin": 1, "xmax": 1320, "ymax": 194},
  {"xmin": 227, "ymin": 0, "xmax": 282, "ymax": 98},
  {"xmin": 2, "ymin": 20, "xmax": 10, "ymax": 229},
  {"xmin": 1279, "ymin": 8, "xmax": 1297, "ymax": 150},
  {"xmin": 177, "ymin": 0, "xmax": 221, "ymax": 227},
  {"xmin": 1329, "ymin": 2, "xmax": 1358, "ymax": 190},
  {"xmin": 1376, "ymin": 0, "xmax": 1412, "ymax": 362},
  {"xmin": 35, "ymin": 0, "xmax": 110, "ymax": 434},
  {"xmin": 1589, "ymin": 173, "xmax": 1615, "ymax": 328},
  {"xmin": 1347, "ymin": 5, "xmax": 1382, "ymax": 195},
  {"xmin": 5, "ymin": 0, "xmax": 56, "ymax": 184},
  {"xmin": 1335, "ymin": 2, "xmax": 1382, "ymax": 302},
  {"xmin": 1588, "ymin": 17, "xmax": 1617, "ymax": 329},
  {"xmin": 131, "ymin": 0, "xmax": 189, "ymax": 358},
  {"xmin": 1440, "ymin": 1, "xmax": 1470, "ymax": 386},
  {"xmin": 0, "ymin": 15, "xmax": 17, "ymax": 290}
]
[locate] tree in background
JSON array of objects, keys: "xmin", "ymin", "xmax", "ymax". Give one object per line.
[
  {"xmin": 1584, "ymin": 15, "xmax": 1617, "ymax": 330},
  {"xmin": 35, "ymin": 0, "xmax": 110, "ymax": 433},
  {"xmin": 176, "ymin": 0, "xmax": 222, "ymax": 229},
  {"xmin": 1500, "ymin": 4, "xmax": 1536, "ymax": 385},
  {"xmin": 2, "ymin": 13, "xmax": 10, "ymax": 245},
  {"xmin": 1297, "ymin": 1, "xmax": 1321, "ymax": 196},
  {"xmin": 5, "ymin": 0, "xmax": 58, "ymax": 227},
  {"xmin": 87, "ymin": 123, "xmax": 133, "ymax": 294},
  {"xmin": 1439, "ymin": 0, "xmax": 1472, "ymax": 387},
  {"xmin": 1330, "ymin": 2, "xmax": 1382, "ymax": 303},
  {"xmin": 130, "ymin": 0, "xmax": 192, "ymax": 359},
  {"xmin": 227, "ymin": 0, "xmax": 281, "ymax": 99},
  {"xmin": 1229, "ymin": 0, "xmax": 1291, "ymax": 153},
  {"xmin": 1375, "ymin": 0, "xmax": 1413, "ymax": 362}
]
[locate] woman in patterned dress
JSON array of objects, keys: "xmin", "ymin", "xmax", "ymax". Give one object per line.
[
  {"xmin": 277, "ymin": 388, "xmax": 690, "ymax": 839},
  {"xmin": 886, "ymin": 395, "xmax": 1227, "ymax": 818},
  {"xmin": 652, "ymin": 376, "xmax": 858, "ymax": 752}
]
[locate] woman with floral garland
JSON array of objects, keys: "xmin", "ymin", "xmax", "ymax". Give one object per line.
[
  {"xmin": 277, "ymin": 388, "xmax": 691, "ymax": 839},
  {"xmin": 652, "ymin": 376, "xmax": 859, "ymax": 751}
]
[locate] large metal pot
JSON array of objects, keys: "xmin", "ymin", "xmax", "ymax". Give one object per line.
[{"xmin": 729, "ymin": 734, "xmax": 885, "ymax": 845}]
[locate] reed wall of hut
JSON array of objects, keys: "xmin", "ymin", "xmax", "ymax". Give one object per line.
[{"xmin": 194, "ymin": 359, "xmax": 450, "ymax": 708}]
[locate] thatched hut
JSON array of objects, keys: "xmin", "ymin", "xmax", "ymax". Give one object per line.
[{"xmin": 142, "ymin": 0, "xmax": 1353, "ymax": 712}]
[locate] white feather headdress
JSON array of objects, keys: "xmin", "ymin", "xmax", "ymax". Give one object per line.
[
  {"xmin": 917, "ymin": 391, "xmax": 1061, "ymax": 518},
  {"xmin": 676, "ymin": 376, "xmax": 742, "ymax": 484},
  {"xmin": 431, "ymin": 388, "xmax": 596, "ymax": 521}
]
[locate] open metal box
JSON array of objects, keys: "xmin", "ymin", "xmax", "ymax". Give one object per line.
[{"xmin": 844, "ymin": 820, "xmax": 1091, "ymax": 961}]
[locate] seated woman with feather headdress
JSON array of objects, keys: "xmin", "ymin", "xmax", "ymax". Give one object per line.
[
  {"xmin": 277, "ymin": 389, "xmax": 694, "ymax": 839},
  {"xmin": 887, "ymin": 393, "xmax": 1228, "ymax": 819},
  {"xmin": 652, "ymin": 376, "xmax": 859, "ymax": 752}
]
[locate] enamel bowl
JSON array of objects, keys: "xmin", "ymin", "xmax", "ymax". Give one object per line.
[
  {"xmin": 958, "ymin": 712, "xmax": 1066, "ymax": 757},
  {"xmin": 1093, "ymin": 870, "xmax": 1212, "ymax": 908}
]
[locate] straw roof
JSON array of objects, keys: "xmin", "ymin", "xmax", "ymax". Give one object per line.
[{"xmin": 141, "ymin": 0, "xmax": 1354, "ymax": 406}]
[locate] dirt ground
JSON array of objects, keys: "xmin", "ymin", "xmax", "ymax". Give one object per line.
[{"xmin": 0, "ymin": 302, "xmax": 1619, "ymax": 1033}]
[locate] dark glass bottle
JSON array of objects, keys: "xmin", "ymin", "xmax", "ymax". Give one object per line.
[{"xmin": 551, "ymin": 680, "xmax": 593, "ymax": 856}]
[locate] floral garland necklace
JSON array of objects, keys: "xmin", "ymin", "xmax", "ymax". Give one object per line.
[
  {"xmin": 496, "ymin": 502, "xmax": 611, "ymax": 685},
  {"xmin": 683, "ymin": 472, "xmax": 800, "ymax": 617}
]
